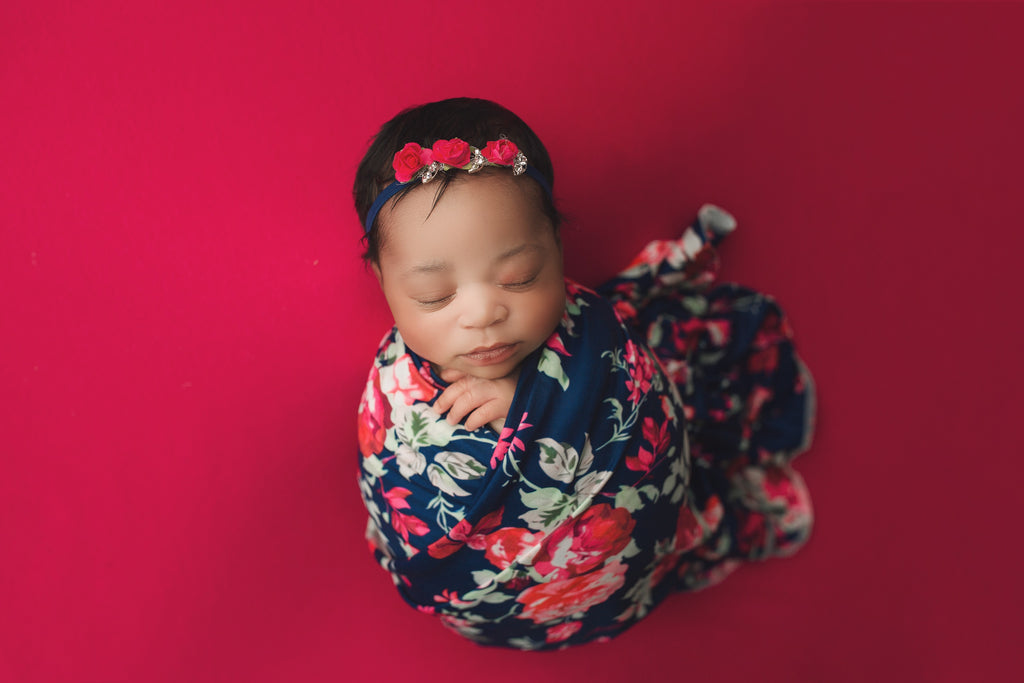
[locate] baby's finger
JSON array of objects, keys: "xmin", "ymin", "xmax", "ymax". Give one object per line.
[
  {"xmin": 444, "ymin": 387, "xmax": 488, "ymax": 427},
  {"xmin": 434, "ymin": 379, "xmax": 469, "ymax": 415},
  {"xmin": 463, "ymin": 404, "xmax": 502, "ymax": 432},
  {"xmin": 434, "ymin": 387, "xmax": 455, "ymax": 415}
]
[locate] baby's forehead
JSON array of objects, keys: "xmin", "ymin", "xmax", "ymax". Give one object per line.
[
  {"xmin": 378, "ymin": 184, "xmax": 556, "ymax": 272},
  {"xmin": 381, "ymin": 172, "xmax": 549, "ymax": 237}
]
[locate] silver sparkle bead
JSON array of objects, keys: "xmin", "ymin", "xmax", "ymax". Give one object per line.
[
  {"xmin": 466, "ymin": 149, "xmax": 486, "ymax": 173},
  {"xmin": 420, "ymin": 161, "xmax": 442, "ymax": 183},
  {"xmin": 512, "ymin": 152, "xmax": 527, "ymax": 176}
]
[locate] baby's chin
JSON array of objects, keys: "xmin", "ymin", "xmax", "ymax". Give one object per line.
[
  {"xmin": 431, "ymin": 359, "xmax": 524, "ymax": 384},
  {"xmin": 470, "ymin": 363, "xmax": 523, "ymax": 384}
]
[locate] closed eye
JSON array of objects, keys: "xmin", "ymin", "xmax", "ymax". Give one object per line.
[
  {"xmin": 415, "ymin": 293, "xmax": 454, "ymax": 308},
  {"xmin": 501, "ymin": 275, "xmax": 538, "ymax": 290}
]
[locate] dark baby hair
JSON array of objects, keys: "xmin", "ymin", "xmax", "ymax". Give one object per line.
[{"xmin": 353, "ymin": 97, "xmax": 561, "ymax": 263}]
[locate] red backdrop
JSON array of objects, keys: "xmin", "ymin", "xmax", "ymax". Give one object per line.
[{"xmin": 3, "ymin": 1, "xmax": 1021, "ymax": 681}]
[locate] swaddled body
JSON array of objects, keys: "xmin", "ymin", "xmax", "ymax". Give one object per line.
[{"xmin": 357, "ymin": 205, "xmax": 814, "ymax": 650}]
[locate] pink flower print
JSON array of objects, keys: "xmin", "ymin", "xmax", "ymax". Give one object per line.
[
  {"xmin": 747, "ymin": 346, "xmax": 779, "ymax": 374},
  {"xmin": 704, "ymin": 320, "xmax": 730, "ymax": 347},
  {"xmin": 625, "ymin": 239, "xmax": 674, "ymax": 270},
  {"xmin": 533, "ymin": 504, "xmax": 636, "ymax": 580},
  {"xmin": 491, "ymin": 412, "xmax": 531, "ymax": 468},
  {"xmin": 382, "ymin": 486, "xmax": 413, "ymax": 511},
  {"xmin": 426, "ymin": 518, "xmax": 473, "ymax": 559},
  {"xmin": 734, "ymin": 509, "xmax": 767, "ymax": 557},
  {"xmin": 564, "ymin": 279, "xmax": 587, "ymax": 297},
  {"xmin": 643, "ymin": 416, "xmax": 670, "ymax": 453},
  {"xmin": 759, "ymin": 467, "xmax": 812, "ymax": 532},
  {"xmin": 426, "ymin": 506, "xmax": 506, "ymax": 559},
  {"xmin": 382, "ymin": 487, "xmax": 429, "ymax": 543},
  {"xmin": 388, "ymin": 353, "xmax": 439, "ymax": 406},
  {"xmin": 434, "ymin": 590, "xmax": 475, "ymax": 608},
  {"xmin": 390, "ymin": 509, "xmax": 429, "ymax": 543},
  {"xmin": 626, "ymin": 447, "xmax": 655, "ymax": 473},
  {"xmin": 357, "ymin": 365, "xmax": 392, "ymax": 458},
  {"xmin": 545, "ymin": 331, "xmax": 571, "ymax": 357},
  {"xmin": 674, "ymin": 504, "xmax": 704, "ymax": 554},
  {"xmin": 483, "ymin": 527, "xmax": 542, "ymax": 570},
  {"xmin": 545, "ymin": 621, "xmax": 582, "ymax": 643},
  {"xmin": 671, "ymin": 318, "xmax": 708, "ymax": 354},
  {"xmin": 701, "ymin": 494, "xmax": 724, "ymax": 529},
  {"xmin": 628, "ymin": 395, "xmax": 673, "ymax": 472},
  {"xmin": 612, "ymin": 299, "xmax": 637, "ymax": 324},
  {"xmin": 745, "ymin": 385, "xmax": 774, "ymax": 422},
  {"xmin": 516, "ymin": 561, "xmax": 628, "ymax": 624},
  {"xmin": 623, "ymin": 340, "xmax": 654, "ymax": 403}
]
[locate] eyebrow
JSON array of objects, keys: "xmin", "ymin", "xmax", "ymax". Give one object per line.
[
  {"xmin": 402, "ymin": 244, "xmax": 542, "ymax": 278},
  {"xmin": 406, "ymin": 260, "xmax": 449, "ymax": 276}
]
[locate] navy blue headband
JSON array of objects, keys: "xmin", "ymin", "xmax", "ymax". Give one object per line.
[
  {"xmin": 363, "ymin": 138, "xmax": 553, "ymax": 234},
  {"xmin": 364, "ymin": 165, "xmax": 552, "ymax": 234}
]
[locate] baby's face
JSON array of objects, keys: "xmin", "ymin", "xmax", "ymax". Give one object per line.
[{"xmin": 373, "ymin": 173, "xmax": 564, "ymax": 382}]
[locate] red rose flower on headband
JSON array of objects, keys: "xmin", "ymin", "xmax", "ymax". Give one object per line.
[
  {"xmin": 392, "ymin": 142, "xmax": 432, "ymax": 183},
  {"xmin": 430, "ymin": 138, "xmax": 472, "ymax": 167},
  {"xmin": 482, "ymin": 139, "xmax": 518, "ymax": 165}
]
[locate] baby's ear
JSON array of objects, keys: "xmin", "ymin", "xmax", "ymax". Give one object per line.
[{"xmin": 370, "ymin": 262, "xmax": 383, "ymax": 285}]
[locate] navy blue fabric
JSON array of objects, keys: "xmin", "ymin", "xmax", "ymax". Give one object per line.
[{"xmin": 356, "ymin": 216, "xmax": 815, "ymax": 650}]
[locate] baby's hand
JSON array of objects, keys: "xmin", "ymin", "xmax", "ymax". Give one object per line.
[{"xmin": 434, "ymin": 369, "xmax": 517, "ymax": 432}]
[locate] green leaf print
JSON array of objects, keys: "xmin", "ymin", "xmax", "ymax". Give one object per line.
[
  {"xmin": 519, "ymin": 487, "xmax": 576, "ymax": 531},
  {"xmin": 436, "ymin": 451, "xmax": 487, "ymax": 479},
  {"xmin": 614, "ymin": 485, "xmax": 643, "ymax": 512},
  {"xmin": 427, "ymin": 463, "xmax": 471, "ymax": 497},
  {"xmin": 537, "ymin": 348, "xmax": 570, "ymax": 391},
  {"xmin": 535, "ymin": 438, "xmax": 579, "ymax": 484}
]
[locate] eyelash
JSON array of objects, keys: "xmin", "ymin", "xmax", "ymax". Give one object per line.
[
  {"xmin": 414, "ymin": 276, "xmax": 538, "ymax": 309},
  {"xmin": 416, "ymin": 294, "xmax": 454, "ymax": 308},
  {"xmin": 502, "ymin": 275, "xmax": 537, "ymax": 290}
]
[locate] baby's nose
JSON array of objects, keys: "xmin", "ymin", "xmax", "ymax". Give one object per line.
[{"xmin": 459, "ymin": 286, "xmax": 508, "ymax": 329}]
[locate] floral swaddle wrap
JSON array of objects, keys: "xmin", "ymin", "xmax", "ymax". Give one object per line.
[{"xmin": 356, "ymin": 206, "xmax": 815, "ymax": 650}]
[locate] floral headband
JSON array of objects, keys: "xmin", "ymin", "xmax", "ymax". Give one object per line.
[{"xmin": 363, "ymin": 137, "xmax": 553, "ymax": 233}]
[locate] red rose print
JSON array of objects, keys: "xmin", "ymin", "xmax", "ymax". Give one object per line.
[
  {"xmin": 426, "ymin": 518, "xmax": 473, "ymax": 559},
  {"xmin": 357, "ymin": 365, "xmax": 392, "ymax": 458},
  {"xmin": 385, "ymin": 354, "xmax": 439, "ymax": 406},
  {"xmin": 734, "ymin": 509, "xmax": 767, "ymax": 556},
  {"xmin": 545, "ymin": 331, "xmax": 571, "ymax": 357},
  {"xmin": 430, "ymin": 138, "xmax": 471, "ymax": 167},
  {"xmin": 534, "ymin": 504, "xmax": 635, "ymax": 580},
  {"xmin": 612, "ymin": 300, "xmax": 638, "ymax": 324},
  {"xmin": 483, "ymin": 527, "xmax": 541, "ymax": 570},
  {"xmin": 747, "ymin": 345, "xmax": 779, "ymax": 373},
  {"xmin": 545, "ymin": 620, "xmax": 582, "ymax": 643},
  {"xmin": 516, "ymin": 561, "xmax": 628, "ymax": 624},
  {"xmin": 427, "ymin": 507, "xmax": 506, "ymax": 559},
  {"xmin": 674, "ymin": 504, "xmax": 703, "ymax": 553}
]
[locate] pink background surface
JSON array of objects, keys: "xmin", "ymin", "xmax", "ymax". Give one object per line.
[{"xmin": 3, "ymin": 1, "xmax": 1022, "ymax": 681}]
